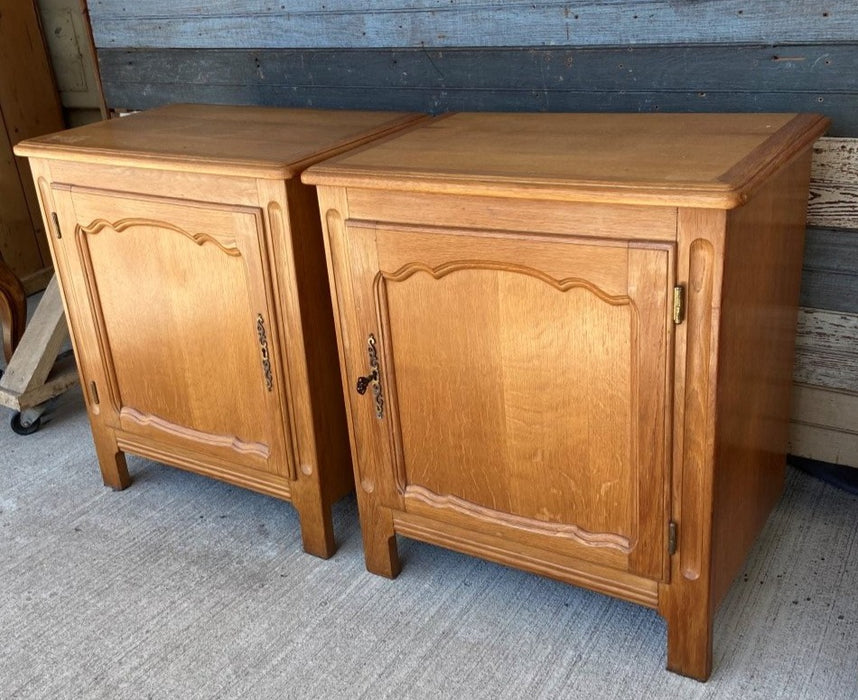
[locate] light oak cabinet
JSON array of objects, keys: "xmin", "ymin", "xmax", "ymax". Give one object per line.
[
  {"xmin": 14, "ymin": 104, "xmax": 423, "ymax": 558},
  {"xmin": 303, "ymin": 112, "xmax": 829, "ymax": 679}
]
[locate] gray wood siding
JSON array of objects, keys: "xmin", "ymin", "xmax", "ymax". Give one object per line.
[
  {"xmin": 801, "ymin": 229, "xmax": 858, "ymax": 313},
  {"xmin": 98, "ymin": 46, "xmax": 858, "ymax": 136},
  {"xmin": 795, "ymin": 309, "xmax": 858, "ymax": 393},
  {"xmin": 87, "ymin": 1, "xmax": 858, "ymax": 48},
  {"xmin": 87, "ymin": 1, "xmax": 858, "ymax": 466}
]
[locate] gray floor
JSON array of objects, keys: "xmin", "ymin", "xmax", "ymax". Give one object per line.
[{"xmin": 0, "ymin": 380, "xmax": 856, "ymax": 699}]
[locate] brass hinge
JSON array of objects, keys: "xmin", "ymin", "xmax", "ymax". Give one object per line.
[
  {"xmin": 51, "ymin": 212, "xmax": 62, "ymax": 239},
  {"xmin": 668, "ymin": 521, "xmax": 678, "ymax": 556},
  {"xmin": 672, "ymin": 285, "xmax": 685, "ymax": 325}
]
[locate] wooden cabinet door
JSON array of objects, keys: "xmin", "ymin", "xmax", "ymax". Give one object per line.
[
  {"xmin": 338, "ymin": 222, "xmax": 674, "ymax": 580},
  {"xmin": 52, "ymin": 186, "xmax": 294, "ymax": 479}
]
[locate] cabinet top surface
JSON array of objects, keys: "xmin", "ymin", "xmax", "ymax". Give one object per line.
[
  {"xmin": 13, "ymin": 103, "xmax": 424, "ymax": 179},
  {"xmin": 302, "ymin": 112, "xmax": 829, "ymax": 208}
]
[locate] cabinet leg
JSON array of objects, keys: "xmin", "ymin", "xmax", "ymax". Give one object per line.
[
  {"xmin": 295, "ymin": 497, "xmax": 336, "ymax": 560},
  {"xmin": 361, "ymin": 505, "xmax": 401, "ymax": 579},
  {"xmin": 92, "ymin": 428, "xmax": 130, "ymax": 491},
  {"xmin": 663, "ymin": 591, "xmax": 713, "ymax": 681}
]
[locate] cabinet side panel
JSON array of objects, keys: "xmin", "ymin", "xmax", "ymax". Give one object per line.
[
  {"xmin": 283, "ymin": 178, "xmax": 354, "ymax": 502},
  {"xmin": 711, "ymin": 149, "xmax": 814, "ymax": 608}
]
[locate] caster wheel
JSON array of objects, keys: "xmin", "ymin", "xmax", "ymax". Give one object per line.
[{"xmin": 11, "ymin": 412, "xmax": 41, "ymax": 435}]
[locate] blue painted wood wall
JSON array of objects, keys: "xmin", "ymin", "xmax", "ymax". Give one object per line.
[
  {"xmin": 87, "ymin": 0, "xmax": 858, "ymax": 307},
  {"xmin": 90, "ymin": 1, "xmax": 858, "ymax": 135},
  {"xmin": 86, "ymin": 0, "xmax": 858, "ymax": 463}
]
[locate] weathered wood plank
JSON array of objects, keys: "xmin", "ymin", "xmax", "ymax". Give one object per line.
[
  {"xmin": 807, "ymin": 184, "xmax": 858, "ymax": 230},
  {"xmin": 807, "ymin": 138, "xmax": 858, "ymax": 229},
  {"xmin": 98, "ymin": 46, "xmax": 858, "ymax": 94},
  {"xmin": 99, "ymin": 83, "xmax": 858, "ymax": 138},
  {"xmin": 791, "ymin": 384, "xmax": 858, "ymax": 434},
  {"xmin": 788, "ymin": 309, "xmax": 856, "ymax": 467},
  {"xmin": 800, "ymin": 231, "xmax": 858, "ymax": 314},
  {"xmin": 789, "ymin": 423, "xmax": 858, "ymax": 467},
  {"xmin": 97, "ymin": 47, "xmax": 858, "ymax": 136},
  {"xmin": 799, "ymin": 269, "xmax": 858, "ymax": 316},
  {"xmin": 803, "ymin": 228, "xmax": 858, "ymax": 278},
  {"xmin": 789, "ymin": 384, "xmax": 858, "ymax": 468},
  {"xmin": 812, "ymin": 138, "xmax": 858, "ymax": 183},
  {"xmin": 796, "ymin": 308, "xmax": 858, "ymax": 356},
  {"xmin": 793, "ymin": 308, "xmax": 858, "ymax": 393},
  {"xmin": 87, "ymin": 0, "xmax": 858, "ymax": 49},
  {"xmin": 800, "ymin": 228, "xmax": 858, "ymax": 314},
  {"xmin": 38, "ymin": 0, "xmax": 108, "ymax": 115}
]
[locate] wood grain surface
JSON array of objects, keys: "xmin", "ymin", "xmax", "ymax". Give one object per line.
[
  {"xmin": 304, "ymin": 111, "xmax": 828, "ymax": 208},
  {"xmin": 14, "ymin": 103, "xmax": 424, "ymax": 178}
]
